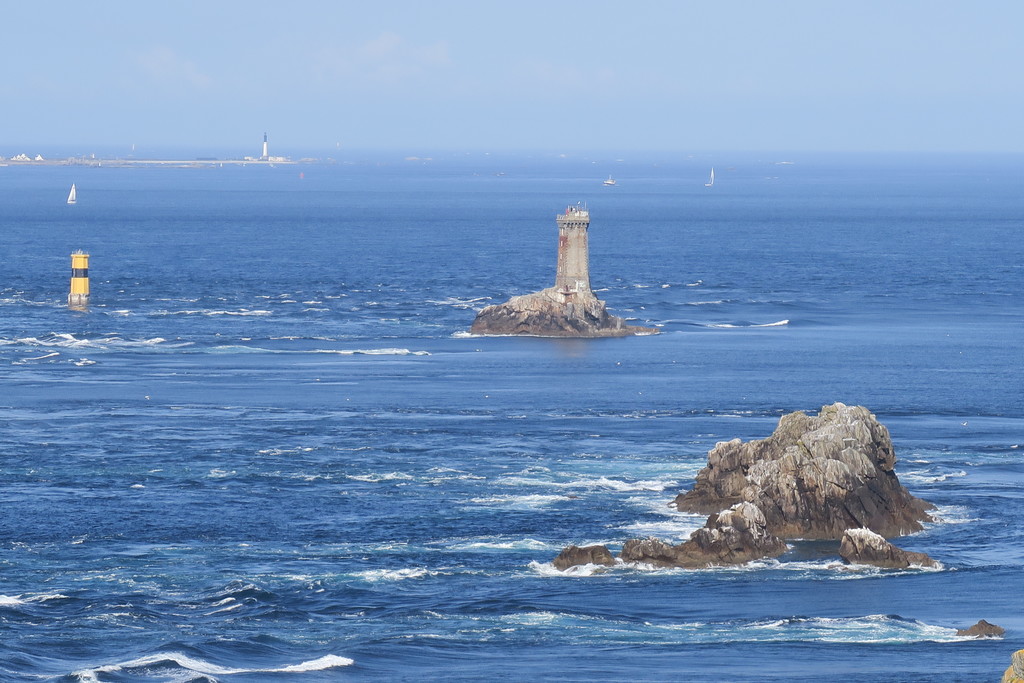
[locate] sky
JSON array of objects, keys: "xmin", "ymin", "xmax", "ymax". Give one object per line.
[{"xmin": 3, "ymin": 1, "xmax": 1023, "ymax": 154}]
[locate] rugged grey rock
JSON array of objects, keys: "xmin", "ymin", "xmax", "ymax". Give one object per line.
[
  {"xmin": 673, "ymin": 403, "xmax": 933, "ymax": 539},
  {"xmin": 471, "ymin": 287, "xmax": 657, "ymax": 337},
  {"xmin": 956, "ymin": 619, "xmax": 1005, "ymax": 638},
  {"xmin": 552, "ymin": 544, "xmax": 617, "ymax": 571},
  {"xmin": 838, "ymin": 527, "xmax": 939, "ymax": 569},
  {"xmin": 619, "ymin": 502, "xmax": 787, "ymax": 568},
  {"xmin": 619, "ymin": 537, "xmax": 682, "ymax": 568}
]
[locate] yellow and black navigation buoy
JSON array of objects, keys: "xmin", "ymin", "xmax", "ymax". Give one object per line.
[{"xmin": 68, "ymin": 251, "xmax": 90, "ymax": 308}]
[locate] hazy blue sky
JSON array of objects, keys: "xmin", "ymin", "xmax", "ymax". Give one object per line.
[{"xmin": 4, "ymin": 1, "xmax": 1023, "ymax": 154}]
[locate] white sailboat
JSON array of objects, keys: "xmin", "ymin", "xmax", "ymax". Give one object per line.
[
  {"xmin": 67, "ymin": 184, "xmax": 77, "ymax": 204},
  {"xmin": 603, "ymin": 175, "xmax": 616, "ymax": 186},
  {"xmin": 704, "ymin": 168, "xmax": 715, "ymax": 187}
]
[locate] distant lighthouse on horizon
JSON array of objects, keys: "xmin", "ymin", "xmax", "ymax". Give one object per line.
[{"xmin": 260, "ymin": 132, "xmax": 269, "ymax": 161}]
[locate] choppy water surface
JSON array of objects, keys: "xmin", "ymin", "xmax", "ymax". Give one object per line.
[{"xmin": 1, "ymin": 152, "xmax": 1022, "ymax": 681}]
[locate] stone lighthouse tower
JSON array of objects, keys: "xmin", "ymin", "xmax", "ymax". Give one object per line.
[
  {"xmin": 469, "ymin": 204, "xmax": 659, "ymax": 337},
  {"xmin": 554, "ymin": 204, "xmax": 591, "ymax": 296}
]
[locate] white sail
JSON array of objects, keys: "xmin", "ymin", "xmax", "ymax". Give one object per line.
[
  {"xmin": 67, "ymin": 184, "xmax": 77, "ymax": 204},
  {"xmin": 704, "ymin": 168, "xmax": 715, "ymax": 187}
]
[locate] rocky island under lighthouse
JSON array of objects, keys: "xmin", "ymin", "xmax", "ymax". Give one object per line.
[{"xmin": 471, "ymin": 205, "xmax": 658, "ymax": 337}]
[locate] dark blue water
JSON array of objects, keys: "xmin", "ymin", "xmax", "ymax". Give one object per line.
[{"xmin": 1, "ymin": 153, "xmax": 1021, "ymax": 681}]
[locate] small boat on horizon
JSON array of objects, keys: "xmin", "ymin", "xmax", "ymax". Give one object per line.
[
  {"xmin": 603, "ymin": 175, "xmax": 616, "ymax": 186},
  {"xmin": 704, "ymin": 168, "xmax": 715, "ymax": 187},
  {"xmin": 67, "ymin": 184, "xmax": 77, "ymax": 204}
]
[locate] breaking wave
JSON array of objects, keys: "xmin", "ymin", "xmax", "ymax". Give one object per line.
[
  {"xmin": 496, "ymin": 475, "xmax": 677, "ymax": 492},
  {"xmin": 468, "ymin": 494, "xmax": 571, "ymax": 508},
  {"xmin": 705, "ymin": 319, "xmax": 790, "ymax": 328},
  {"xmin": 70, "ymin": 652, "xmax": 353, "ymax": 680},
  {"xmin": 206, "ymin": 345, "xmax": 429, "ymax": 356},
  {"xmin": 449, "ymin": 538, "xmax": 557, "ymax": 552},
  {"xmin": 353, "ymin": 568, "xmax": 432, "ymax": 582},
  {"xmin": 427, "ymin": 296, "xmax": 492, "ymax": 309},
  {"xmin": 0, "ymin": 333, "xmax": 189, "ymax": 350},
  {"xmin": 150, "ymin": 308, "xmax": 273, "ymax": 316},
  {"xmin": 902, "ymin": 469, "xmax": 968, "ymax": 484},
  {"xmin": 466, "ymin": 609, "xmax": 967, "ymax": 645}
]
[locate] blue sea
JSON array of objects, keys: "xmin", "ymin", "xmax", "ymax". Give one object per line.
[{"xmin": 0, "ymin": 151, "xmax": 1021, "ymax": 681}]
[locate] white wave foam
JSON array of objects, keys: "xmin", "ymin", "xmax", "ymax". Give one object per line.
[
  {"xmin": 0, "ymin": 592, "xmax": 67, "ymax": 606},
  {"xmin": 469, "ymin": 494, "xmax": 569, "ymax": 508},
  {"xmin": 318, "ymin": 348, "xmax": 429, "ymax": 356},
  {"xmin": 151, "ymin": 309, "xmax": 273, "ymax": 316},
  {"xmin": 652, "ymin": 614, "xmax": 960, "ymax": 644},
  {"xmin": 257, "ymin": 446, "xmax": 316, "ymax": 456},
  {"xmin": 206, "ymin": 601, "xmax": 243, "ymax": 615},
  {"xmin": 528, "ymin": 560, "xmax": 616, "ymax": 577},
  {"xmin": 451, "ymin": 538, "xmax": 556, "ymax": 551},
  {"xmin": 555, "ymin": 476, "xmax": 676, "ymax": 492},
  {"xmin": 272, "ymin": 655, "xmax": 356, "ymax": 672},
  {"xmin": 615, "ymin": 519, "xmax": 705, "ymax": 542},
  {"xmin": 538, "ymin": 555, "xmax": 941, "ymax": 579},
  {"xmin": 207, "ymin": 346, "xmax": 429, "ymax": 357},
  {"xmin": 497, "ymin": 475, "xmax": 676, "ymax": 492},
  {"xmin": 427, "ymin": 296, "xmax": 491, "ymax": 308},
  {"xmin": 474, "ymin": 610, "xmax": 962, "ymax": 645},
  {"xmin": 18, "ymin": 351, "xmax": 60, "ymax": 362},
  {"xmin": 0, "ymin": 333, "xmax": 189, "ymax": 351},
  {"xmin": 928, "ymin": 504, "xmax": 980, "ymax": 525},
  {"xmin": 902, "ymin": 469, "xmax": 967, "ymax": 484},
  {"xmin": 706, "ymin": 319, "xmax": 789, "ymax": 328},
  {"xmin": 347, "ymin": 472, "xmax": 414, "ymax": 482},
  {"xmin": 355, "ymin": 568, "xmax": 430, "ymax": 582},
  {"xmin": 72, "ymin": 652, "xmax": 353, "ymax": 679}
]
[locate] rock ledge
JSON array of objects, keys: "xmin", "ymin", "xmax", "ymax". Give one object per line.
[
  {"xmin": 559, "ymin": 502, "xmax": 787, "ymax": 571},
  {"xmin": 839, "ymin": 528, "xmax": 939, "ymax": 569},
  {"xmin": 471, "ymin": 287, "xmax": 657, "ymax": 337}
]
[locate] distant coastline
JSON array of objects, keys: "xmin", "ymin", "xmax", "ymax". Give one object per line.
[{"xmin": 0, "ymin": 156, "xmax": 301, "ymax": 168}]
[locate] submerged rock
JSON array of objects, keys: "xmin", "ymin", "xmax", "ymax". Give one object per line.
[
  {"xmin": 956, "ymin": 619, "xmax": 1006, "ymax": 638},
  {"xmin": 620, "ymin": 502, "xmax": 787, "ymax": 568},
  {"xmin": 838, "ymin": 527, "xmax": 939, "ymax": 569},
  {"xmin": 673, "ymin": 403, "xmax": 932, "ymax": 540},
  {"xmin": 552, "ymin": 544, "xmax": 616, "ymax": 571}
]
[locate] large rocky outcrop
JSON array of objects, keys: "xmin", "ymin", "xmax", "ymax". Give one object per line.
[
  {"xmin": 673, "ymin": 403, "xmax": 932, "ymax": 539},
  {"xmin": 552, "ymin": 544, "xmax": 616, "ymax": 571},
  {"xmin": 471, "ymin": 287, "xmax": 657, "ymax": 337},
  {"xmin": 838, "ymin": 528, "xmax": 939, "ymax": 569}
]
